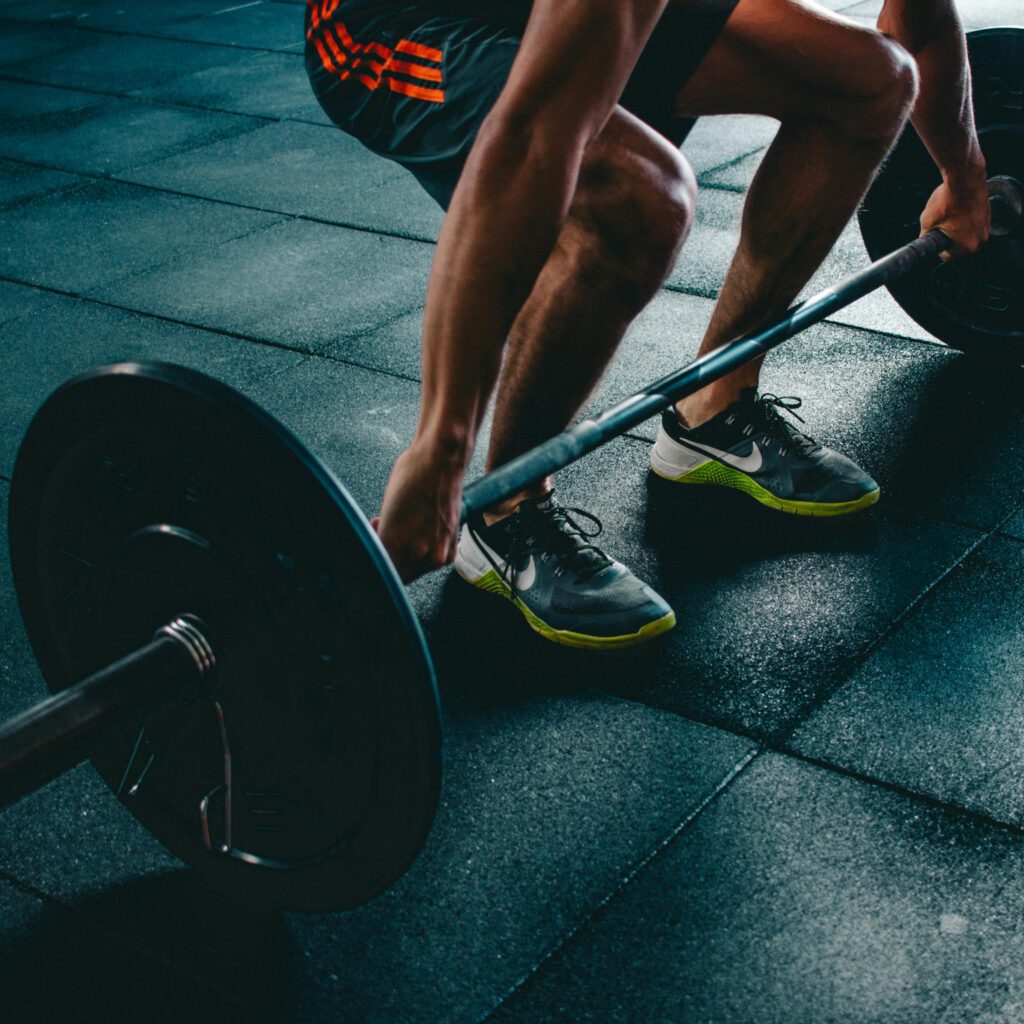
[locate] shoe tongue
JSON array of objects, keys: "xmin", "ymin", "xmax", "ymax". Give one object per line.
[{"xmin": 524, "ymin": 495, "xmax": 612, "ymax": 579}]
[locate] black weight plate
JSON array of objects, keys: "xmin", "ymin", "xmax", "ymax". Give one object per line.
[
  {"xmin": 858, "ymin": 27, "xmax": 1024, "ymax": 362},
  {"xmin": 8, "ymin": 363, "xmax": 442, "ymax": 911}
]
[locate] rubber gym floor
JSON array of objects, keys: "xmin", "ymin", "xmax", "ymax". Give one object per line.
[{"xmin": 1, "ymin": 2, "xmax": 1023, "ymax": 1022}]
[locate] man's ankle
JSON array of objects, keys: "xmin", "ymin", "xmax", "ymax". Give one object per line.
[
  {"xmin": 676, "ymin": 382, "xmax": 756, "ymax": 429},
  {"xmin": 481, "ymin": 487, "xmax": 553, "ymax": 526}
]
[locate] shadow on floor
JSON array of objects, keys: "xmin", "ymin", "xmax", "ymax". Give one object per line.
[{"xmin": 0, "ymin": 872, "xmax": 299, "ymax": 1024}]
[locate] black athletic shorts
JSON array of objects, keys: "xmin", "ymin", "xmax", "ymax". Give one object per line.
[{"xmin": 305, "ymin": 0, "xmax": 739, "ymax": 209}]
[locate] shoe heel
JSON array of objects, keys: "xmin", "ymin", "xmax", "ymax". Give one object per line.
[{"xmin": 650, "ymin": 429, "xmax": 709, "ymax": 481}]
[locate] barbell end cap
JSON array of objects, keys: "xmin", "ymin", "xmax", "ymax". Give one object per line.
[{"xmin": 153, "ymin": 615, "xmax": 217, "ymax": 680}]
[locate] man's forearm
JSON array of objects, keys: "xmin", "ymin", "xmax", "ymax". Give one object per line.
[
  {"xmin": 879, "ymin": 0, "xmax": 985, "ymax": 184},
  {"xmin": 413, "ymin": 118, "xmax": 584, "ymax": 465}
]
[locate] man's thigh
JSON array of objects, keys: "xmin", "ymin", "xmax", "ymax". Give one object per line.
[{"xmin": 673, "ymin": 0, "xmax": 898, "ymax": 120}]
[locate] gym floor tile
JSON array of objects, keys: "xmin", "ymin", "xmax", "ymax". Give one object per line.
[
  {"xmin": 124, "ymin": 119, "xmax": 445, "ymax": 239},
  {"xmin": 12, "ymin": 0, "xmax": 223, "ymax": 34},
  {"xmin": 0, "ymin": 0, "xmax": 126, "ymax": 22},
  {"xmin": 323, "ymin": 304, "xmax": 428, "ymax": 378},
  {"xmin": 270, "ymin": 702, "xmax": 752, "ymax": 1023},
  {"xmin": 89, "ymin": 218, "xmax": 433, "ymax": 351},
  {"xmin": 4, "ymin": 707, "xmax": 745, "ymax": 1024},
  {"xmin": 665, "ymin": 185, "xmax": 738, "ymax": 297},
  {"xmin": 130, "ymin": 49, "xmax": 323, "ymax": 121},
  {"xmin": 2, "ymin": 32, "xmax": 242, "ymax": 94},
  {"xmin": 252, "ymin": 354, "xmax": 423, "ymax": 515},
  {"xmin": 121, "ymin": 119, "xmax": 407, "ymax": 221},
  {"xmin": 683, "ymin": 114, "xmax": 778, "ymax": 180},
  {"xmin": 0, "ymin": 178, "xmax": 282, "ymax": 293},
  {"xmin": 0, "ymin": 875, "xmax": 267, "ymax": 1023},
  {"xmin": 0, "ymin": 479, "xmax": 40, "ymax": 723},
  {"xmin": 320, "ymin": 166, "xmax": 446, "ymax": 241},
  {"xmin": 790, "ymin": 535, "xmax": 1024, "ymax": 828},
  {"xmin": 0, "ymin": 20, "xmax": 85, "ymax": 66},
  {"xmin": 0, "ymin": 158, "xmax": 81, "ymax": 207},
  {"xmin": 0, "ymin": 294, "xmax": 306, "ymax": 478},
  {"xmin": 0, "ymin": 96, "xmax": 263, "ymax": 176},
  {"xmin": 0, "ymin": 77, "xmax": 104, "ymax": 119},
  {"xmin": 1003, "ymin": 511, "xmax": 1024, "ymax": 541},
  {"xmin": 0, "ymin": 278, "xmax": 50, "ymax": 325},
  {"xmin": 700, "ymin": 147, "xmax": 763, "ymax": 191},
  {"xmin": 170, "ymin": 0, "xmax": 305, "ymax": 51},
  {"xmin": 491, "ymin": 753, "xmax": 1024, "ymax": 1024},
  {"xmin": 0, "ymin": 880, "xmax": 49, "ymax": 942}
]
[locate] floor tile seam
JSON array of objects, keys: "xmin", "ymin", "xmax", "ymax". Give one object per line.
[
  {"xmin": 0, "ymin": 868, "xmax": 278, "ymax": 1019},
  {"xmin": 697, "ymin": 180, "xmax": 746, "ymax": 195},
  {"xmin": 0, "ymin": 150, "xmax": 440, "ymax": 247},
  {"xmin": 777, "ymin": 501, "xmax": 1024, "ymax": 742},
  {"xmin": 567, "ymin": 693, "xmax": 1024, "ymax": 879},
  {"xmin": 694, "ymin": 144, "xmax": 767, "ymax": 184},
  {"xmin": 0, "ymin": 69, "xmax": 281, "ymax": 129},
  {"xmin": 0, "ymin": 271, "xmax": 425, "ymax": 385},
  {"xmin": 477, "ymin": 746, "xmax": 762, "ymax": 1024},
  {"xmin": 0, "ymin": 172, "xmax": 92, "ymax": 215},
  {"xmin": 78, "ymin": 211, "xmax": 296, "ymax": 297},
  {"xmin": 66, "ymin": 207, "xmax": 296, "ymax": 296},
  {"xmin": 771, "ymin": 743, "xmax": 1024, "ymax": 837},
  {"xmin": 0, "ymin": 16, "xmax": 292, "ymax": 58},
  {"xmin": 658, "ymin": 280, "xmax": 951, "ymax": 346}
]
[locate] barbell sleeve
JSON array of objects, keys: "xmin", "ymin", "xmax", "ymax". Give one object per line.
[
  {"xmin": 462, "ymin": 228, "xmax": 953, "ymax": 518},
  {"xmin": 0, "ymin": 617, "xmax": 215, "ymax": 809}
]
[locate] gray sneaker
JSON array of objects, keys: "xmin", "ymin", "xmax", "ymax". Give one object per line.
[
  {"xmin": 651, "ymin": 391, "xmax": 880, "ymax": 516},
  {"xmin": 453, "ymin": 496, "xmax": 675, "ymax": 650}
]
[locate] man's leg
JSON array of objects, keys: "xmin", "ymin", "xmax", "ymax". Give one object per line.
[
  {"xmin": 671, "ymin": 0, "xmax": 919, "ymax": 426},
  {"xmin": 481, "ymin": 108, "xmax": 695, "ymax": 518},
  {"xmin": 647, "ymin": 0, "xmax": 919, "ymax": 516},
  {"xmin": 450, "ymin": 109, "xmax": 694, "ymax": 648}
]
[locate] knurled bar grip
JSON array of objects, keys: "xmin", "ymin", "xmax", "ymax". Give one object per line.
[
  {"xmin": 0, "ymin": 619, "xmax": 214, "ymax": 808},
  {"xmin": 462, "ymin": 229, "xmax": 952, "ymax": 518}
]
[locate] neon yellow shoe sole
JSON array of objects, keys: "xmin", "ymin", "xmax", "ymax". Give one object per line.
[
  {"xmin": 461, "ymin": 569, "xmax": 676, "ymax": 651},
  {"xmin": 651, "ymin": 458, "xmax": 881, "ymax": 517}
]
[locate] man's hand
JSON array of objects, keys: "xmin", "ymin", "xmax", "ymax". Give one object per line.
[
  {"xmin": 919, "ymin": 170, "xmax": 991, "ymax": 258},
  {"xmin": 374, "ymin": 442, "xmax": 465, "ymax": 583}
]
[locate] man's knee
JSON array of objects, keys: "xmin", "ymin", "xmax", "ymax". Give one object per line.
[
  {"xmin": 575, "ymin": 137, "xmax": 696, "ymax": 295},
  {"xmin": 841, "ymin": 34, "xmax": 919, "ymax": 142}
]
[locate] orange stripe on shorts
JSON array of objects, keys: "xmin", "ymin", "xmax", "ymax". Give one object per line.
[
  {"xmin": 387, "ymin": 58, "xmax": 443, "ymax": 83},
  {"xmin": 395, "ymin": 39, "xmax": 443, "ymax": 64},
  {"xmin": 312, "ymin": 17, "xmax": 444, "ymax": 103},
  {"xmin": 386, "ymin": 77, "xmax": 445, "ymax": 103}
]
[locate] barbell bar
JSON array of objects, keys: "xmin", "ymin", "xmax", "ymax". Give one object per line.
[{"xmin": 1, "ymin": 27, "xmax": 1022, "ymax": 913}]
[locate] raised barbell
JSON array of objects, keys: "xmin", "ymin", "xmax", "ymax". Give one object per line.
[{"xmin": 0, "ymin": 27, "xmax": 1021, "ymax": 914}]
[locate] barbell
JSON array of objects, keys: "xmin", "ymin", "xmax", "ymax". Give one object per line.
[{"xmin": 0, "ymin": 27, "xmax": 1021, "ymax": 914}]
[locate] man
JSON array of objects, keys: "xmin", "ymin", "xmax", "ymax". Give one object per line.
[{"xmin": 306, "ymin": 0, "xmax": 990, "ymax": 649}]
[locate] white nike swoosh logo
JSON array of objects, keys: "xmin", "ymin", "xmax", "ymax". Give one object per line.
[
  {"xmin": 514, "ymin": 555, "xmax": 537, "ymax": 591},
  {"xmin": 679, "ymin": 436, "xmax": 763, "ymax": 473}
]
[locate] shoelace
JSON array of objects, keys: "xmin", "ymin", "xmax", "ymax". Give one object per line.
[
  {"xmin": 755, "ymin": 393, "xmax": 821, "ymax": 456},
  {"xmin": 500, "ymin": 502, "xmax": 612, "ymax": 592}
]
